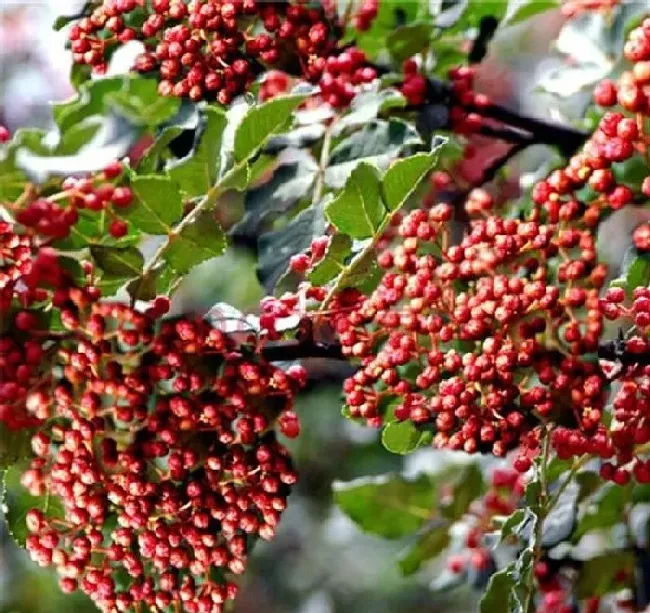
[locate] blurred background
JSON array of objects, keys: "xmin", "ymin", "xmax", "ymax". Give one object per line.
[{"xmin": 0, "ymin": 1, "xmax": 644, "ymax": 612}]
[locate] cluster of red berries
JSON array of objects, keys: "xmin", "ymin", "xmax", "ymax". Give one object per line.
[
  {"xmin": 330, "ymin": 203, "xmax": 604, "ymax": 456},
  {"xmin": 316, "ymin": 48, "xmax": 377, "ymax": 108},
  {"xmin": 351, "ymin": 0, "xmax": 378, "ymax": 31},
  {"xmin": 400, "ymin": 58, "xmax": 428, "ymax": 106},
  {"xmin": 0, "ymin": 223, "xmax": 82, "ymax": 430},
  {"xmin": 68, "ymin": 0, "xmax": 377, "ymax": 106},
  {"xmin": 11, "ymin": 161, "xmax": 133, "ymax": 240},
  {"xmin": 259, "ymin": 70, "xmax": 291, "ymax": 101},
  {"xmin": 289, "ymin": 235, "xmax": 331, "ymax": 274},
  {"xmin": 447, "ymin": 467, "xmax": 523, "ymax": 579},
  {"xmin": 20, "ymin": 295, "xmax": 306, "ymax": 612}
]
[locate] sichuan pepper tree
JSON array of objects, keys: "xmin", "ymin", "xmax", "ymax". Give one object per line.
[{"xmin": 3, "ymin": 1, "xmax": 650, "ymax": 612}]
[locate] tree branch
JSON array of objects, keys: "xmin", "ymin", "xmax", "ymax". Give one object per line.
[
  {"xmin": 465, "ymin": 100, "xmax": 590, "ymax": 155},
  {"xmin": 260, "ymin": 340, "xmax": 345, "ymax": 361}
]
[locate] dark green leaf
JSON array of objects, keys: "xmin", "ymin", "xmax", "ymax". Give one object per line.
[
  {"xmin": 573, "ymin": 483, "xmax": 631, "ymax": 541},
  {"xmin": 308, "ymin": 234, "xmax": 353, "ymax": 286},
  {"xmin": 479, "ymin": 564, "xmax": 516, "ymax": 613},
  {"xmin": 2, "ymin": 460, "xmax": 65, "ymax": 547},
  {"xmin": 334, "ymin": 90, "xmax": 406, "ymax": 135},
  {"xmin": 90, "ymin": 245, "xmax": 144, "ymax": 279},
  {"xmin": 576, "ymin": 552, "xmax": 635, "ymax": 598},
  {"xmin": 499, "ymin": 509, "xmax": 532, "ymax": 544},
  {"xmin": 0, "ymin": 424, "xmax": 34, "ymax": 471},
  {"xmin": 168, "ymin": 107, "xmax": 227, "ymax": 197},
  {"xmin": 387, "ymin": 23, "xmax": 433, "ymax": 62},
  {"xmin": 326, "ymin": 120, "xmax": 422, "ymax": 188},
  {"xmin": 525, "ymin": 478, "xmax": 542, "ymax": 507},
  {"xmin": 126, "ymin": 175, "xmax": 184, "ymax": 234},
  {"xmin": 546, "ymin": 457, "xmax": 573, "ymax": 483},
  {"xmin": 542, "ymin": 483, "xmax": 578, "ymax": 547},
  {"xmin": 382, "ymin": 148, "xmax": 442, "ymax": 211},
  {"xmin": 234, "ymin": 94, "xmax": 306, "ymax": 163},
  {"xmin": 441, "ymin": 463, "xmax": 484, "ymax": 520},
  {"xmin": 398, "ymin": 523, "xmax": 450, "ymax": 576},
  {"xmin": 138, "ymin": 126, "xmax": 185, "ymax": 174},
  {"xmin": 382, "ymin": 420, "xmax": 432, "ymax": 455},
  {"xmin": 163, "ymin": 211, "xmax": 226, "ymax": 274},
  {"xmin": 333, "ymin": 473, "xmax": 436, "ymax": 539},
  {"xmin": 235, "ymin": 155, "xmax": 318, "ymax": 237},
  {"xmin": 326, "ymin": 163, "xmax": 386, "ymax": 239},
  {"xmin": 576, "ymin": 471, "xmax": 602, "ymax": 502},
  {"xmin": 257, "ymin": 199, "xmax": 327, "ymax": 293}
]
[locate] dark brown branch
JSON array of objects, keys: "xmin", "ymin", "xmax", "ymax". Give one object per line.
[
  {"xmin": 465, "ymin": 101, "xmax": 590, "ymax": 155},
  {"xmin": 260, "ymin": 340, "xmax": 345, "ymax": 361}
]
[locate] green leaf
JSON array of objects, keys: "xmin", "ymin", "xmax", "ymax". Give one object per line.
[
  {"xmin": 257, "ymin": 199, "xmax": 327, "ymax": 293},
  {"xmin": 499, "ymin": 509, "xmax": 532, "ymax": 544},
  {"xmin": 398, "ymin": 523, "xmax": 450, "ymax": 576},
  {"xmin": 449, "ymin": 0, "xmax": 509, "ymax": 32},
  {"xmin": 505, "ymin": 0, "xmax": 560, "ymax": 25},
  {"xmin": 220, "ymin": 163, "xmax": 251, "ymax": 191},
  {"xmin": 164, "ymin": 211, "xmax": 227, "ymax": 274},
  {"xmin": 576, "ymin": 471, "xmax": 602, "ymax": 502},
  {"xmin": 308, "ymin": 234, "xmax": 353, "ymax": 286},
  {"xmin": 0, "ymin": 424, "xmax": 34, "ymax": 471},
  {"xmin": 234, "ymin": 94, "xmax": 306, "ymax": 163},
  {"xmin": 2, "ymin": 460, "xmax": 65, "ymax": 547},
  {"xmin": 387, "ymin": 23, "xmax": 433, "ymax": 62},
  {"xmin": 382, "ymin": 148, "xmax": 442, "ymax": 211},
  {"xmin": 573, "ymin": 483, "xmax": 631, "ymax": 541},
  {"xmin": 334, "ymin": 90, "xmax": 407, "ymax": 135},
  {"xmin": 326, "ymin": 163, "xmax": 386, "ymax": 239},
  {"xmin": 576, "ymin": 552, "xmax": 635, "ymax": 598},
  {"xmin": 326, "ymin": 120, "xmax": 422, "ymax": 188},
  {"xmin": 126, "ymin": 175, "xmax": 184, "ymax": 234},
  {"xmin": 106, "ymin": 78, "xmax": 180, "ymax": 127},
  {"xmin": 479, "ymin": 564, "xmax": 516, "ymax": 613},
  {"xmin": 55, "ymin": 210, "xmax": 139, "ymax": 251},
  {"xmin": 168, "ymin": 107, "xmax": 227, "ymax": 198},
  {"xmin": 610, "ymin": 248, "xmax": 650, "ymax": 297},
  {"xmin": 382, "ymin": 420, "xmax": 432, "ymax": 455},
  {"xmin": 546, "ymin": 457, "xmax": 573, "ymax": 484},
  {"xmin": 340, "ymin": 249, "xmax": 384, "ymax": 294},
  {"xmin": 235, "ymin": 156, "xmax": 318, "ymax": 237},
  {"xmin": 53, "ymin": 77, "xmax": 126, "ymax": 132},
  {"xmin": 333, "ymin": 473, "xmax": 436, "ymax": 539},
  {"xmin": 441, "ymin": 463, "xmax": 484, "ymax": 520},
  {"xmin": 55, "ymin": 119, "xmax": 102, "ymax": 155},
  {"xmin": 349, "ymin": 0, "xmax": 421, "ymax": 59},
  {"xmin": 138, "ymin": 126, "xmax": 185, "ymax": 174},
  {"xmin": 90, "ymin": 245, "xmax": 144, "ymax": 279},
  {"xmin": 53, "ymin": 3, "xmax": 92, "ymax": 30}
]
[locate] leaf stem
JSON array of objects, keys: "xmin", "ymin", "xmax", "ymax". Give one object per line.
[
  {"xmin": 311, "ymin": 119, "xmax": 334, "ymax": 207},
  {"xmin": 524, "ymin": 426, "xmax": 552, "ymax": 613},
  {"xmin": 138, "ymin": 160, "xmax": 247, "ymax": 283}
]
